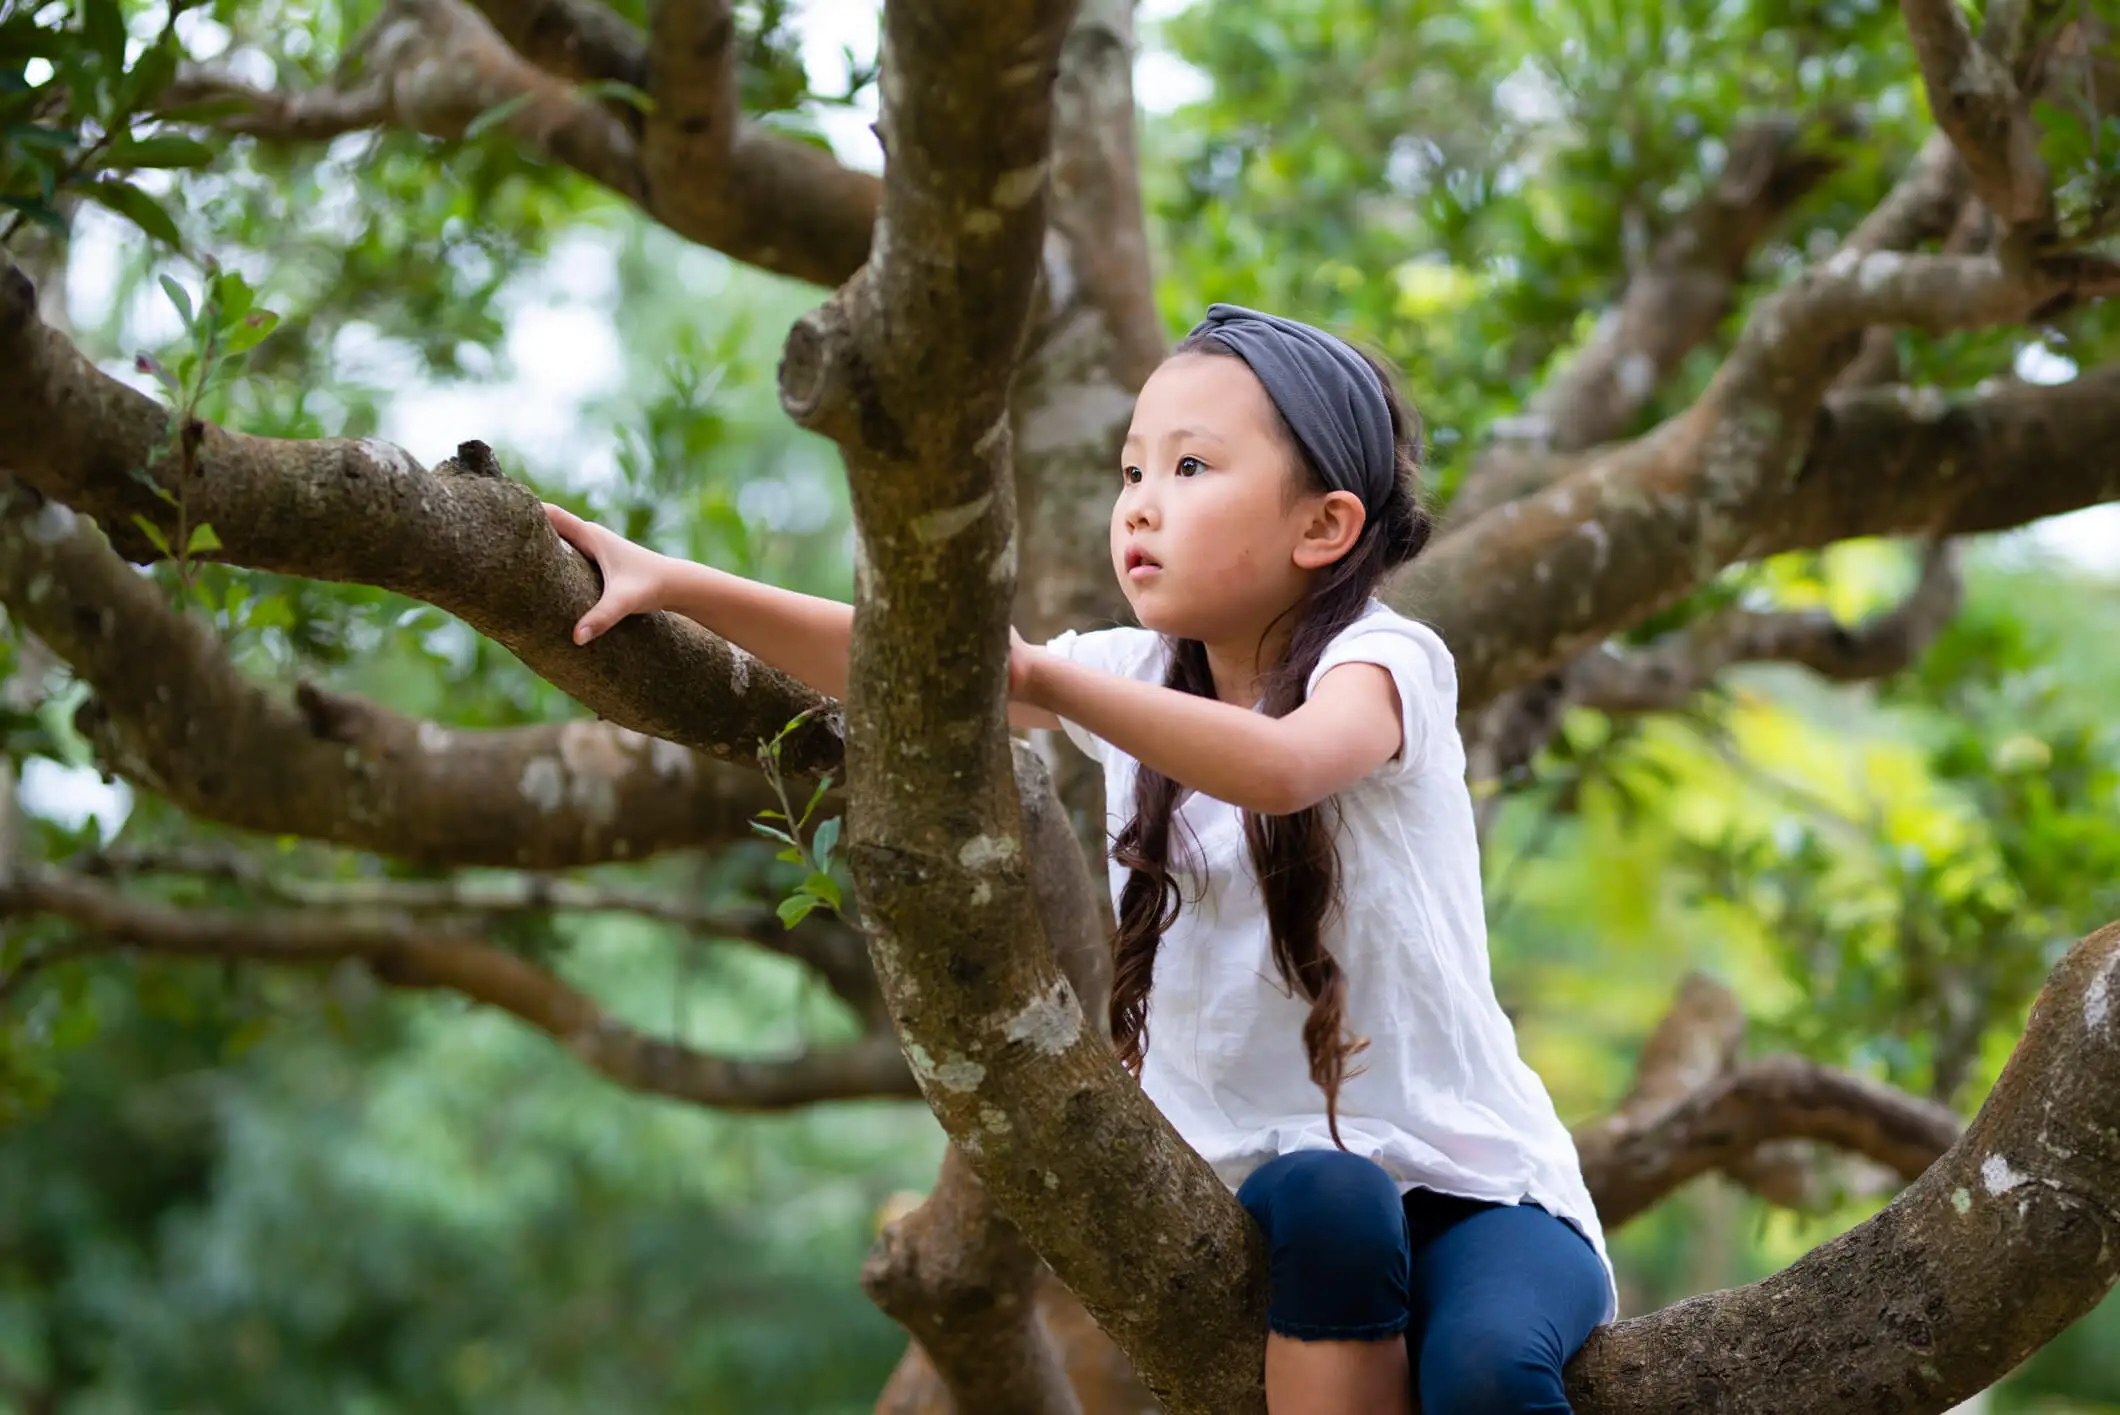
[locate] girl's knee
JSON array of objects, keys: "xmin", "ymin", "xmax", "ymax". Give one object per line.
[
  {"xmin": 1239, "ymin": 1149, "xmax": 1403, "ymax": 1246},
  {"xmin": 1239, "ymin": 1151, "xmax": 1410, "ymax": 1339}
]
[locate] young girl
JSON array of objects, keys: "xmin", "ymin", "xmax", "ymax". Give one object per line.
[{"xmin": 546, "ymin": 304, "xmax": 1616, "ymax": 1414}]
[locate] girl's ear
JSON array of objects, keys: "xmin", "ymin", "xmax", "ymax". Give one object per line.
[{"xmin": 1291, "ymin": 489, "xmax": 1367, "ymax": 570}]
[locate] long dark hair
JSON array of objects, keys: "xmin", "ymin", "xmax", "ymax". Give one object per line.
[{"xmin": 1108, "ymin": 332, "xmax": 1433, "ymax": 1147}]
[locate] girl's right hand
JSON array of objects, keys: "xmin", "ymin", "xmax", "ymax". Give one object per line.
[{"xmin": 544, "ymin": 502, "xmax": 672, "ymax": 644}]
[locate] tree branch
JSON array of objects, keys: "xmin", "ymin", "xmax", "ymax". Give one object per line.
[
  {"xmin": 0, "ymin": 477, "xmax": 789, "ymax": 868},
  {"xmin": 1560, "ymin": 970, "xmax": 1961, "ymax": 1226},
  {"xmin": 1845, "ymin": 131, "xmax": 1973, "ymax": 255},
  {"xmin": 861, "ymin": 719, "xmax": 1118, "ymax": 1414},
  {"xmin": 1432, "ymin": 362, "xmax": 2120, "ymax": 726},
  {"xmin": 864, "ymin": 1145, "xmax": 1084, "ymax": 1415},
  {"xmin": 169, "ymin": 0, "xmax": 881, "ymax": 287},
  {"xmin": 0, "ymin": 865, "xmax": 916, "ymax": 1110},
  {"xmin": 1451, "ymin": 126, "xmax": 1978, "ymax": 786},
  {"xmin": 74, "ymin": 845, "xmax": 879, "ymax": 1016},
  {"xmin": 1581, "ymin": 1054, "xmax": 1963, "ymax": 1229},
  {"xmin": 625, "ymin": 0, "xmax": 877, "ymax": 287},
  {"xmin": 1399, "ymin": 248, "xmax": 2116, "ymax": 713},
  {"xmin": 1760, "ymin": 363, "xmax": 2120, "ymax": 553},
  {"xmin": 0, "ymin": 757, "xmax": 22, "ymax": 874},
  {"xmin": 1041, "ymin": 0, "xmax": 1166, "ymax": 397},
  {"xmin": 165, "ymin": 0, "xmax": 644, "ymax": 198},
  {"xmin": 459, "ymin": 0, "xmax": 645, "ymax": 89},
  {"xmin": 859, "ymin": 10, "xmax": 1159, "ymax": 1403},
  {"xmin": 1016, "ymin": 0, "xmax": 1166, "ymax": 857},
  {"xmin": 1898, "ymin": 0, "xmax": 2054, "ymax": 233},
  {"xmin": 1569, "ymin": 922, "xmax": 2120, "ymax": 1412},
  {"xmin": 1570, "ymin": 539, "xmax": 1963, "ymax": 714},
  {"xmin": 779, "ymin": 0, "xmax": 1274, "ymax": 1407},
  {"xmin": 1597, "ymin": 971, "xmax": 1748, "ymax": 1116},
  {"xmin": 1465, "ymin": 537, "xmax": 1962, "ymax": 806},
  {"xmin": 0, "ymin": 257, "xmax": 844, "ymax": 780},
  {"xmin": 1452, "ymin": 116, "xmax": 1849, "ymax": 524},
  {"xmin": 641, "ymin": 0, "xmax": 737, "ymax": 184}
]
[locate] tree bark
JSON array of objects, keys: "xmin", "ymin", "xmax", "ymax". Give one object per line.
[
  {"xmin": 1568, "ymin": 923, "xmax": 2120, "ymax": 1413},
  {"xmin": 778, "ymin": 3, "xmax": 1276, "ymax": 1408},
  {"xmin": 0, "ymin": 267, "xmax": 841, "ymax": 775},
  {"xmin": 0, "ymin": 478, "xmax": 785, "ymax": 867},
  {"xmin": 1898, "ymin": 0, "xmax": 2053, "ymax": 234}
]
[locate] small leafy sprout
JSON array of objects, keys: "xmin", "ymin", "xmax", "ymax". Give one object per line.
[
  {"xmin": 752, "ymin": 708, "xmax": 844, "ymax": 928},
  {"xmin": 128, "ymin": 263, "xmax": 279, "ymax": 613}
]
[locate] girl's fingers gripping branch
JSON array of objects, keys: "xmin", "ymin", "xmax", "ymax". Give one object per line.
[{"xmin": 542, "ymin": 502, "xmax": 664, "ymax": 645}]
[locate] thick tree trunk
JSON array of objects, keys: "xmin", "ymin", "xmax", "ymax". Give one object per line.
[
  {"xmin": 862, "ymin": 5, "xmax": 1170, "ymax": 1405},
  {"xmin": 1010, "ymin": 0, "xmax": 1163, "ymax": 861}
]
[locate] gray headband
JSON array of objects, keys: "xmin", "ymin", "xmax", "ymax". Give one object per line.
[{"xmin": 1185, "ymin": 303, "xmax": 1395, "ymax": 513}]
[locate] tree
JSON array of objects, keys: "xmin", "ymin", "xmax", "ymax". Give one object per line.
[{"xmin": 4, "ymin": 0, "xmax": 2120, "ymax": 1409}]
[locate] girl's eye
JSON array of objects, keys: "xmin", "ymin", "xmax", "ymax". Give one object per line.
[
  {"xmin": 1121, "ymin": 465, "xmax": 1142, "ymax": 484},
  {"xmin": 1176, "ymin": 456, "xmax": 1203, "ymax": 477}
]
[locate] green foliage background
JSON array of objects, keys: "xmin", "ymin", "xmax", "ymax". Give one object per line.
[{"xmin": 5, "ymin": 0, "xmax": 2120, "ymax": 1408}]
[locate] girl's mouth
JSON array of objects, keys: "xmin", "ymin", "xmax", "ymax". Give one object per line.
[{"xmin": 1125, "ymin": 547, "xmax": 1163, "ymax": 581}]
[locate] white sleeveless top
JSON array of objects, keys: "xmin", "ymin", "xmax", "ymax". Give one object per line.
[{"xmin": 1043, "ymin": 600, "xmax": 1616, "ymax": 1321}]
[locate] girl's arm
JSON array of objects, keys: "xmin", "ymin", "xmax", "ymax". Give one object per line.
[
  {"xmin": 1012, "ymin": 643, "xmax": 1405, "ymax": 815},
  {"xmin": 547, "ymin": 503, "xmax": 858, "ymax": 698},
  {"xmin": 550, "ymin": 505, "xmax": 1053, "ymax": 729}
]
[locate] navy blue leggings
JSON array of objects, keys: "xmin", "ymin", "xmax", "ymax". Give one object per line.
[{"xmin": 1237, "ymin": 1150, "xmax": 1608, "ymax": 1415}]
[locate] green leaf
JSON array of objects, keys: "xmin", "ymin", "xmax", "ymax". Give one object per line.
[
  {"xmin": 211, "ymin": 268, "xmax": 255, "ymax": 322},
  {"xmin": 81, "ymin": 0, "xmax": 125, "ymax": 73},
  {"xmin": 748, "ymin": 820, "xmax": 796, "ymax": 846},
  {"xmin": 775, "ymin": 847, "xmax": 803, "ymax": 864},
  {"xmin": 129, "ymin": 513, "xmax": 171, "ymax": 555},
  {"xmin": 117, "ymin": 32, "xmax": 180, "ymax": 110},
  {"xmin": 776, "ymin": 894, "xmax": 817, "ymax": 928},
  {"xmin": 50, "ymin": 993, "xmax": 101, "ymax": 1050},
  {"xmin": 811, "ymin": 817, "xmax": 841, "ymax": 867},
  {"xmin": 5, "ymin": 121, "xmax": 79, "ymax": 151},
  {"xmin": 218, "ymin": 309, "xmax": 277, "ymax": 356},
  {"xmin": 800, "ymin": 871, "xmax": 841, "ymax": 911},
  {"xmin": 185, "ymin": 522, "xmax": 221, "ymax": 554},
  {"xmin": 801, "ymin": 772, "xmax": 833, "ymax": 825},
  {"xmin": 463, "ymin": 92, "xmax": 534, "ymax": 140},
  {"xmin": 0, "ymin": 194, "xmax": 67, "ymax": 236},
  {"xmin": 0, "ymin": 20, "xmax": 72, "ymax": 63},
  {"xmin": 80, "ymin": 178, "xmax": 180, "ymax": 247},
  {"xmin": 580, "ymin": 78, "xmax": 655, "ymax": 112},
  {"xmin": 106, "ymin": 134, "xmax": 216, "ymax": 168},
  {"xmin": 223, "ymin": 1015, "xmax": 273, "ymax": 1060},
  {"xmin": 769, "ymin": 706, "xmax": 820, "ymax": 748},
  {"xmin": 158, "ymin": 274, "xmax": 192, "ymax": 327},
  {"xmin": 246, "ymin": 594, "xmax": 295, "ymax": 631}
]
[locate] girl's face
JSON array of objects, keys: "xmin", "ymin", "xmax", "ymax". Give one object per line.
[{"xmin": 1113, "ymin": 352, "xmax": 1364, "ymax": 646}]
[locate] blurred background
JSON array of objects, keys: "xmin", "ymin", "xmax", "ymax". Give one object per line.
[{"xmin": 5, "ymin": 0, "xmax": 2120, "ymax": 1409}]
